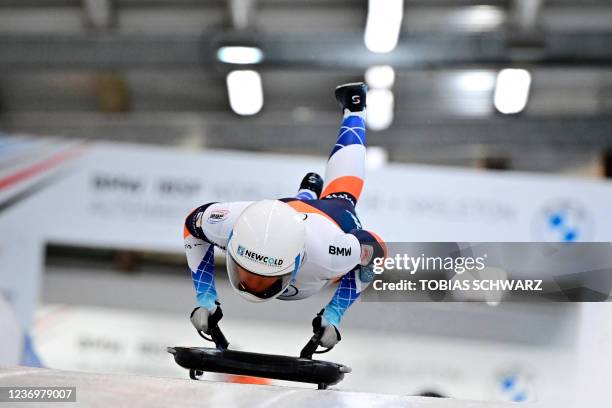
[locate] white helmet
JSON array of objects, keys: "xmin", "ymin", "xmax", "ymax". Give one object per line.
[{"xmin": 226, "ymin": 200, "xmax": 306, "ymax": 302}]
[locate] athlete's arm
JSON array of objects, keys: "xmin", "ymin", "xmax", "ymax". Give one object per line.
[
  {"xmin": 322, "ymin": 229, "xmax": 386, "ymax": 327},
  {"xmin": 311, "ymin": 228, "xmax": 385, "ymax": 348},
  {"xmin": 183, "ymin": 201, "xmax": 253, "ymax": 310}
]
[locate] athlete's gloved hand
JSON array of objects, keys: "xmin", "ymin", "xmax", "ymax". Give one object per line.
[
  {"xmin": 190, "ymin": 302, "xmax": 223, "ymax": 334},
  {"xmin": 312, "ymin": 309, "xmax": 341, "ymax": 348}
]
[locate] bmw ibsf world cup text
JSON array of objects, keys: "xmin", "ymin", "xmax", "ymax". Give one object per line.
[{"xmin": 370, "ymin": 254, "xmax": 543, "ymax": 292}]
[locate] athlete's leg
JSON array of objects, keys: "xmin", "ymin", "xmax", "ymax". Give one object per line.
[
  {"xmin": 295, "ymin": 172, "xmax": 324, "ymax": 200},
  {"xmin": 321, "ymin": 83, "xmax": 367, "ymax": 206}
]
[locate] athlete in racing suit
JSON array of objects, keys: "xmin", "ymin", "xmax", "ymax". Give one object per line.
[{"xmin": 183, "ymin": 83, "xmax": 386, "ymax": 348}]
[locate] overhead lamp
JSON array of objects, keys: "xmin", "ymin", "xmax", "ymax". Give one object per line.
[
  {"xmin": 493, "ymin": 69, "xmax": 532, "ymax": 114},
  {"xmin": 451, "ymin": 6, "xmax": 504, "ymax": 31},
  {"xmin": 365, "ymin": 65, "xmax": 396, "ymax": 89},
  {"xmin": 453, "ymin": 70, "xmax": 496, "ymax": 92},
  {"xmin": 365, "ymin": 65, "xmax": 395, "ymax": 131},
  {"xmin": 226, "ymin": 70, "xmax": 264, "ymax": 116},
  {"xmin": 364, "ymin": 0, "xmax": 404, "ymax": 53},
  {"xmin": 366, "ymin": 89, "xmax": 394, "ymax": 131},
  {"xmin": 217, "ymin": 46, "xmax": 264, "ymax": 65},
  {"xmin": 366, "ymin": 146, "xmax": 389, "ymax": 169}
]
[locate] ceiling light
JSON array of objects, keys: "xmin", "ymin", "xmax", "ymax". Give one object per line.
[
  {"xmin": 450, "ymin": 6, "xmax": 504, "ymax": 31},
  {"xmin": 364, "ymin": 0, "xmax": 404, "ymax": 54},
  {"xmin": 366, "ymin": 146, "xmax": 389, "ymax": 169},
  {"xmin": 217, "ymin": 46, "xmax": 264, "ymax": 65},
  {"xmin": 365, "ymin": 65, "xmax": 396, "ymax": 89},
  {"xmin": 494, "ymin": 69, "xmax": 532, "ymax": 114},
  {"xmin": 366, "ymin": 89, "xmax": 394, "ymax": 131},
  {"xmin": 226, "ymin": 70, "xmax": 264, "ymax": 116},
  {"xmin": 453, "ymin": 70, "xmax": 496, "ymax": 92}
]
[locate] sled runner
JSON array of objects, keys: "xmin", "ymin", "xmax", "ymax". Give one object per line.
[{"xmin": 168, "ymin": 325, "xmax": 351, "ymax": 389}]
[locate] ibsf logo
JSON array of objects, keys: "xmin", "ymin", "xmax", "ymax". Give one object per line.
[
  {"xmin": 532, "ymin": 200, "xmax": 593, "ymax": 242},
  {"xmin": 237, "ymin": 245, "xmax": 284, "ymax": 267},
  {"xmin": 207, "ymin": 209, "xmax": 229, "ymax": 224}
]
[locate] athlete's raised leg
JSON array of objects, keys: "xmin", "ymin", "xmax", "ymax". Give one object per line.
[
  {"xmin": 296, "ymin": 172, "xmax": 324, "ymax": 200},
  {"xmin": 321, "ymin": 83, "xmax": 367, "ymax": 206}
]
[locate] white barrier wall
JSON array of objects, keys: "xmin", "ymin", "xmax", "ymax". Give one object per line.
[
  {"xmin": 574, "ymin": 303, "xmax": 612, "ymax": 408},
  {"xmin": 32, "ymin": 142, "xmax": 612, "ymax": 247},
  {"xmin": 0, "ymin": 295, "xmax": 22, "ymax": 365}
]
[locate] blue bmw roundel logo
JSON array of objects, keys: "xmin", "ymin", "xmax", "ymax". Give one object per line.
[{"xmin": 533, "ymin": 200, "xmax": 592, "ymax": 242}]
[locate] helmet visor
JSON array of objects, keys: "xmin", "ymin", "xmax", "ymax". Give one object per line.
[{"xmin": 227, "ymin": 255, "xmax": 293, "ymax": 300}]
